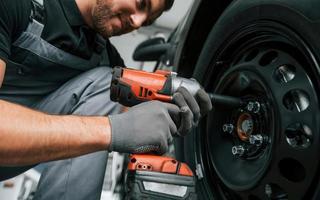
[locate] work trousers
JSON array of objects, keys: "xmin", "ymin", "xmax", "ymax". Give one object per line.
[{"xmin": 3, "ymin": 67, "xmax": 121, "ymax": 200}]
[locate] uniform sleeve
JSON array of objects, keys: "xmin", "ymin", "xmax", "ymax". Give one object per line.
[
  {"xmin": 0, "ymin": 0, "xmax": 31, "ymax": 63},
  {"xmin": 0, "ymin": 0, "xmax": 13, "ymax": 62}
]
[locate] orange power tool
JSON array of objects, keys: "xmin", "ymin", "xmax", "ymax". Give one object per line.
[
  {"xmin": 125, "ymin": 154, "xmax": 196, "ymax": 199},
  {"xmin": 110, "ymin": 66, "xmax": 200, "ymax": 199},
  {"xmin": 110, "ymin": 66, "xmax": 202, "ymax": 107}
]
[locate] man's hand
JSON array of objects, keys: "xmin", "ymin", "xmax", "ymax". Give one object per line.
[
  {"xmin": 173, "ymin": 86, "xmax": 212, "ymax": 136},
  {"xmin": 108, "ymin": 101, "xmax": 180, "ymax": 154},
  {"xmin": 108, "ymin": 82, "xmax": 212, "ymax": 155}
]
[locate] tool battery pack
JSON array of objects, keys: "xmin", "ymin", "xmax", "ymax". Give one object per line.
[{"xmin": 124, "ymin": 155, "xmax": 197, "ymax": 200}]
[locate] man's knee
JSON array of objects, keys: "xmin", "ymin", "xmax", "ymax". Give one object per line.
[
  {"xmin": 77, "ymin": 66, "xmax": 113, "ymax": 84},
  {"xmin": 33, "ymin": 67, "xmax": 122, "ymax": 116}
]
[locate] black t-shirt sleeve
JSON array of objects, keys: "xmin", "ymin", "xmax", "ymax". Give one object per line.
[
  {"xmin": 0, "ymin": 0, "xmax": 13, "ymax": 62},
  {"xmin": 0, "ymin": 0, "xmax": 31, "ymax": 63}
]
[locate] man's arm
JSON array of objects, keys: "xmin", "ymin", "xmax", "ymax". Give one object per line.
[
  {"xmin": 0, "ymin": 58, "xmax": 111, "ymax": 166},
  {"xmin": 0, "ymin": 59, "xmax": 5, "ymax": 87},
  {"xmin": 0, "ymin": 98, "xmax": 111, "ymax": 166}
]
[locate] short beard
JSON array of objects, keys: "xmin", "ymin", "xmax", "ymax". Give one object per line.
[
  {"xmin": 92, "ymin": 0, "xmax": 117, "ymax": 38},
  {"xmin": 92, "ymin": 0, "xmax": 134, "ymax": 38}
]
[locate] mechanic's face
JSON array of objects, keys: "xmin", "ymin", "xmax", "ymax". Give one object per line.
[{"xmin": 92, "ymin": 0, "xmax": 165, "ymax": 38}]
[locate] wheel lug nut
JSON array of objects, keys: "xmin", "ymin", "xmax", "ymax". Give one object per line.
[
  {"xmin": 265, "ymin": 184, "xmax": 273, "ymax": 198},
  {"xmin": 249, "ymin": 134, "xmax": 264, "ymax": 146},
  {"xmin": 246, "ymin": 101, "xmax": 261, "ymax": 113},
  {"xmin": 232, "ymin": 145, "xmax": 245, "ymax": 156},
  {"xmin": 223, "ymin": 124, "xmax": 234, "ymax": 134}
]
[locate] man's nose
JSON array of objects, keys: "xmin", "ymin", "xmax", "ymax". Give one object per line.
[{"xmin": 130, "ymin": 13, "xmax": 148, "ymax": 29}]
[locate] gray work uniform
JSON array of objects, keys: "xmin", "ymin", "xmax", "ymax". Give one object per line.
[{"xmin": 0, "ymin": 0, "xmax": 122, "ymax": 199}]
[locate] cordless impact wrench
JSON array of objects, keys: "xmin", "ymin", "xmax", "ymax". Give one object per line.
[{"xmin": 110, "ymin": 66, "xmax": 243, "ymax": 200}]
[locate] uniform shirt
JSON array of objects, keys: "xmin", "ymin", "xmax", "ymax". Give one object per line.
[{"xmin": 0, "ymin": 0, "xmax": 124, "ymax": 66}]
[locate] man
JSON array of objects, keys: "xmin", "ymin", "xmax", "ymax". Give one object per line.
[{"xmin": 0, "ymin": 0, "xmax": 212, "ymax": 199}]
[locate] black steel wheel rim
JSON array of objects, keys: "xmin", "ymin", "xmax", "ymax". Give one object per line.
[{"xmin": 196, "ymin": 21, "xmax": 320, "ymax": 200}]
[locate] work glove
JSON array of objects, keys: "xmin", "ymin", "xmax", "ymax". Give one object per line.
[
  {"xmin": 108, "ymin": 101, "xmax": 180, "ymax": 154},
  {"xmin": 173, "ymin": 86, "xmax": 212, "ymax": 136}
]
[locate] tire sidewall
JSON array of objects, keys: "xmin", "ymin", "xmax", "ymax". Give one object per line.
[{"xmin": 193, "ymin": 0, "xmax": 320, "ymax": 82}]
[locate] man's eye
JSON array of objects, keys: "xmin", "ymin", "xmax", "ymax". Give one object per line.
[{"xmin": 137, "ymin": 0, "xmax": 147, "ymax": 11}]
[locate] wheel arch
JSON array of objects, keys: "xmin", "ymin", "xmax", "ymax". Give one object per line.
[{"xmin": 174, "ymin": 0, "xmax": 232, "ymax": 78}]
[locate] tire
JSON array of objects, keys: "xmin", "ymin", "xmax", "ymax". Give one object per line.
[{"xmin": 182, "ymin": 0, "xmax": 320, "ymax": 199}]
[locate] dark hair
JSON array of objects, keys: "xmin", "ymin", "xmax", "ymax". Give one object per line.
[{"xmin": 164, "ymin": 0, "xmax": 174, "ymax": 11}]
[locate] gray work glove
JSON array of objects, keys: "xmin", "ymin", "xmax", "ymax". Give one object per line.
[
  {"xmin": 173, "ymin": 86, "xmax": 212, "ymax": 136},
  {"xmin": 108, "ymin": 101, "xmax": 180, "ymax": 154}
]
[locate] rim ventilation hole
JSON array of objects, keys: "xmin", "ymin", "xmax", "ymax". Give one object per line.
[
  {"xmin": 279, "ymin": 158, "xmax": 306, "ymax": 182},
  {"xmin": 273, "ymin": 64, "xmax": 296, "ymax": 83},
  {"xmin": 264, "ymin": 183, "xmax": 288, "ymax": 199},
  {"xmin": 245, "ymin": 49, "xmax": 259, "ymax": 61},
  {"xmin": 259, "ymin": 51, "xmax": 278, "ymax": 66},
  {"xmin": 285, "ymin": 123, "xmax": 312, "ymax": 149},
  {"xmin": 283, "ymin": 90, "xmax": 310, "ymax": 112}
]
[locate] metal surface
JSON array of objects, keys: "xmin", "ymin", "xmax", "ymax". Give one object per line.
[
  {"xmin": 222, "ymin": 124, "xmax": 234, "ymax": 134},
  {"xmin": 231, "ymin": 146, "xmax": 245, "ymax": 157},
  {"xmin": 143, "ymin": 181, "xmax": 188, "ymax": 197}
]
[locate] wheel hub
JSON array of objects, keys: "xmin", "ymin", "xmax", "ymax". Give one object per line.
[
  {"xmin": 207, "ymin": 65, "xmax": 275, "ymax": 191},
  {"xmin": 237, "ymin": 113, "xmax": 253, "ymax": 141}
]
